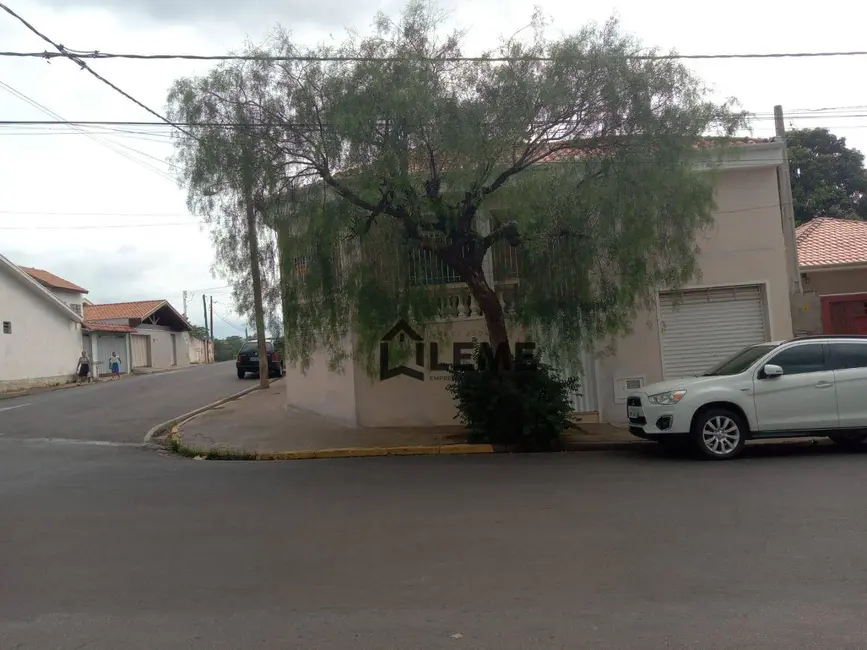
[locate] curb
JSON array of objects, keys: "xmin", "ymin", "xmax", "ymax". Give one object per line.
[
  {"xmin": 143, "ymin": 380, "xmax": 278, "ymax": 446},
  {"xmin": 166, "ymin": 435, "xmax": 498, "ymax": 460},
  {"xmin": 164, "ymin": 432, "xmax": 650, "ymax": 461}
]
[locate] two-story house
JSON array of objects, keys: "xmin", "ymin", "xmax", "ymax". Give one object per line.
[{"xmin": 281, "ymin": 138, "xmax": 798, "ymax": 427}]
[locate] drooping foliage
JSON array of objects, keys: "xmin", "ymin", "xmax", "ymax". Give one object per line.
[
  {"xmin": 267, "ymin": 1, "xmax": 748, "ymax": 372},
  {"xmin": 167, "ymin": 52, "xmax": 287, "ymax": 336}
]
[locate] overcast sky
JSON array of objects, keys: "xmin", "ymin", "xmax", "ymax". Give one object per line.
[{"xmin": 1, "ymin": 0, "xmax": 866, "ymax": 338}]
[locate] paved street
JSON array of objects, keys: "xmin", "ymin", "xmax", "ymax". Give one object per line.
[
  {"xmin": 0, "ymin": 362, "xmax": 259, "ymax": 443},
  {"xmin": 3, "ymin": 439, "xmax": 867, "ymax": 649}
]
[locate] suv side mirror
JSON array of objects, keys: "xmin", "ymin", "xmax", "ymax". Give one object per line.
[{"xmin": 762, "ymin": 363, "xmax": 784, "ymax": 378}]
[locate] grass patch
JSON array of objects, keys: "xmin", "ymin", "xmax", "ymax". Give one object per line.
[{"xmin": 167, "ymin": 433, "xmax": 258, "ymax": 461}]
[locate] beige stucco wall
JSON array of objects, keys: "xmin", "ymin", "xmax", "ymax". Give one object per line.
[
  {"xmin": 802, "ymin": 268, "xmax": 867, "ymax": 296},
  {"xmin": 353, "ymin": 320, "xmax": 528, "ymax": 427},
  {"xmin": 596, "ymin": 166, "xmax": 794, "ymax": 424},
  {"xmin": 284, "ymin": 334, "xmax": 359, "ymax": 426}
]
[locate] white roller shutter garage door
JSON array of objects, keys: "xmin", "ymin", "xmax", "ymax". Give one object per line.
[{"xmin": 659, "ymin": 285, "xmax": 768, "ymax": 379}]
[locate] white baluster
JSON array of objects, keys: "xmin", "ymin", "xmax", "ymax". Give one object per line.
[
  {"xmin": 470, "ymin": 294, "xmax": 481, "ymax": 317},
  {"xmin": 457, "ymin": 292, "xmax": 470, "ymax": 318}
]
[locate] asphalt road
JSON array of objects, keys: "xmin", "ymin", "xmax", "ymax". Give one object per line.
[
  {"xmin": 3, "ymin": 440, "xmax": 867, "ymax": 649},
  {"xmin": 0, "ymin": 361, "xmax": 263, "ymax": 443}
]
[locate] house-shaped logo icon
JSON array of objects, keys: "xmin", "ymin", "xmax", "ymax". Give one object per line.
[{"xmin": 379, "ymin": 319, "xmax": 425, "ymax": 381}]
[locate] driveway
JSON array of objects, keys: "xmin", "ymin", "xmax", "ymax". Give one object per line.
[
  {"xmin": 2, "ymin": 442, "xmax": 867, "ymax": 649},
  {"xmin": 0, "ymin": 362, "xmax": 268, "ymax": 443}
]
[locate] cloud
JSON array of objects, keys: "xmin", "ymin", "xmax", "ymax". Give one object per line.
[
  {"xmin": 35, "ymin": 0, "xmax": 400, "ymax": 31},
  {"xmin": 9, "ymin": 246, "xmax": 159, "ymax": 303}
]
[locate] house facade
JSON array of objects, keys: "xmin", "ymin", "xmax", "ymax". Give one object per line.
[
  {"xmin": 83, "ymin": 300, "xmax": 193, "ymax": 373},
  {"xmin": 793, "ymin": 217, "xmax": 867, "ymax": 335},
  {"xmin": 0, "ymin": 255, "xmax": 84, "ymax": 393},
  {"xmin": 282, "ymin": 139, "xmax": 797, "ymax": 427}
]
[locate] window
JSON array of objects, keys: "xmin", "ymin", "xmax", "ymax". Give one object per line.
[
  {"xmin": 829, "ymin": 343, "xmax": 867, "ymax": 370},
  {"xmin": 704, "ymin": 343, "xmax": 779, "ymax": 376},
  {"xmin": 240, "ymin": 341, "xmax": 275, "ymax": 353},
  {"xmin": 69, "ymin": 304, "xmax": 82, "ymax": 316},
  {"xmin": 766, "ymin": 344, "xmax": 826, "ymax": 376},
  {"xmin": 2, "ymin": 321, "xmax": 10, "ymax": 334}
]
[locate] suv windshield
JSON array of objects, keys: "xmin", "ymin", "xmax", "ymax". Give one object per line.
[{"xmin": 702, "ymin": 343, "xmax": 778, "ymax": 376}]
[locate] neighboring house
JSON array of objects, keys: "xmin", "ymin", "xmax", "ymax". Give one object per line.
[
  {"xmin": 19, "ymin": 266, "xmax": 88, "ymax": 316},
  {"xmin": 796, "ymin": 217, "xmax": 867, "ymax": 335},
  {"xmin": 83, "ymin": 300, "xmax": 193, "ymax": 373},
  {"xmin": 282, "ymin": 139, "xmax": 797, "ymax": 427},
  {"xmin": 188, "ymin": 336, "xmax": 213, "ymax": 364},
  {"xmin": 0, "ymin": 254, "xmax": 85, "ymax": 393}
]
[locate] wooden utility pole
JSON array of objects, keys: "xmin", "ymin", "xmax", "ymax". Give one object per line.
[
  {"xmin": 245, "ymin": 183, "xmax": 269, "ymax": 389},
  {"xmin": 774, "ymin": 105, "xmax": 804, "ymax": 295},
  {"xmin": 202, "ymin": 294, "xmax": 210, "ymax": 363},
  {"xmin": 209, "ymin": 296, "xmax": 215, "ymax": 350}
]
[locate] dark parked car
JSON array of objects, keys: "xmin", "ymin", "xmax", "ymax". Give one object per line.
[{"xmin": 236, "ymin": 340, "xmax": 284, "ymax": 379}]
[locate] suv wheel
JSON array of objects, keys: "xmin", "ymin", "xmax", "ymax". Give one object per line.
[
  {"xmin": 828, "ymin": 432, "xmax": 867, "ymax": 449},
  {"xmin": 237, "ymin": 368, "xmax": 245, "ymax": 379},
  {"xmin": 692, "ymin": 408, "xmax": 746, "ymax": 460}
]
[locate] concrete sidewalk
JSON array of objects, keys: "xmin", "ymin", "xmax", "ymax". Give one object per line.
[{"xmin": 173, "ymin": 385, "xmax": 642, "ymax": 459}]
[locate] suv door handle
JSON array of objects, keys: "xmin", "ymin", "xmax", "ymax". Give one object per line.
[{"xmin": 815, "ymin": 381, "xmax": 834, "ymax": 389}]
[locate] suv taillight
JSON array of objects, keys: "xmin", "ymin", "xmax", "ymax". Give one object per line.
[
  {"xmin": 271, "ymin": 352, "xmax": 278, "ymax": 362},
  {"xmin": 237, "ymin": 353, "xmax": 241, "ymax": 362}
]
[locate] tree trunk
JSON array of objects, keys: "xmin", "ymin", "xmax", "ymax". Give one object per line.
[
  {"xmin": 465, "ymin": 269, "xmax": 510, "ymax": 358},
  {"xmin": 246, "ymin": 189, "xmax": 270, "ymax": 389}
]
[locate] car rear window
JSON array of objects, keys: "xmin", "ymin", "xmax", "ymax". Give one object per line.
[{"xmin": 240, "ymin": 341, "xmax": 274, "ymax": 353}]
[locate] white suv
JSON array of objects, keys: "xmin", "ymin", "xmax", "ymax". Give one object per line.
[{"xmin": 627, "ymin": 335, "xmax": 867, "ymax": 460}]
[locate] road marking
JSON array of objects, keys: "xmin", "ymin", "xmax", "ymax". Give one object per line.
[{"xmin": 0, "ymin": 403, "xmax": 30, "ymax": 413}]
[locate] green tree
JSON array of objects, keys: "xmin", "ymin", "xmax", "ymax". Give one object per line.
[
  {"xmin": 168, "ymin": 53, "xmax": 288, "ymax": 388},
  {"xmin": 214, "ymin": 335, "xmax": 244, "ymax": 362},
  {"xmin": 271, "ymin": 2, "xmax": 746, "ymax": 371},
  {"xmin": 190, "ymin": 325, "xmax": 210, "ymax": 341},
  {"xmin": 788, "ymin": 128, "xmax": 867, "ymax": 224}
]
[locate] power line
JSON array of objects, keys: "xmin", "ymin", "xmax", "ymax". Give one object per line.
[
  {"xmin": 4, "ymin": 111, "xmax": 867, "ymax": 130},
  {"xmin": 3, "ymin": 48, "xmax": 867, "ymax": 62},
  {"xmin": 0, "ymin": 222, "xmax": 198, "ymax": 230},
  {"xmin": 0, "ymin": 2, "xmax": 194, "ymax": 140},
  {"xmin": 213, "ymin": 309, "xmax": 246, "ymax": 333},
  {"xmin": 0, "ymin": 79, "xmax": 177, "ymax": 182},
  {"xmin": 0, "ymin": 209, "xmax": 198, "ymax": 217}
]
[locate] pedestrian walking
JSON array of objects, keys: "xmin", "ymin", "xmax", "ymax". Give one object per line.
[
  {"xmin": 109, "ymin": 352, "xmax": 122, "ymax": 380},
  {"xmin": 76, "ymin": 350, "xmax": 91, "ymax": 385}
]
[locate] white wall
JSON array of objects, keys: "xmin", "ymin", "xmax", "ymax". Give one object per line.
[
  {"xmin": 49, "ymin": 288, "xmax": 86, "ymax": 317},
  {"xmin": 136, "ymin": 323, "xmax": 177, "ymax": 369},
  {"xmin": 0, "ymin": 268, "xmax": 82, "ymax": 390}
]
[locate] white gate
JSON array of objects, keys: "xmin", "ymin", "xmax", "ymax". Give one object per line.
[
  {"xmin": 659, "ymin": 285, "xmax": 768, "ymax": 379},
  {"xmin": 97, "ymin": 335, "xmax": 126, "ymax": 375},
  {"xmin": 131, "ymin": 334, "xmax": 150, "ymax": 368}
]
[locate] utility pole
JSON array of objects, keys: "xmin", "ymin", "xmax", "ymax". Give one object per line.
[
  {"xmin": 182, "ymin": 290, "xmax": 188, "ymax": 318},
  {"xmin": 245, "ymin": 326, "xmax": 249, "ymax": 340},
  {"xmin": 774, "ymin": 105, "xmax": 804, "ymax": 296},
  {"xmin": 202, "ymin": 294, "xmax": 210, "ymax": 363},
  {"xmin": 209, "ymin": 296, "xmax": 215, "ymax": 352}
]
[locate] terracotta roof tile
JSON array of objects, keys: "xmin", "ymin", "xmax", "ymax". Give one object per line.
[
  {"xmin": 19, "ymin": 266, "xmax": 88, "ymax": 294},
  {"xmin": 796, "ymin": 217, "xmax": 867, "ymax": 268},
  {"xmin": 84, "ymin": 300, "xmax": 166, "ymax": 321},
  {"xmin": 83, "ymin": 321, "xmax": 136, "ymax": 333}
]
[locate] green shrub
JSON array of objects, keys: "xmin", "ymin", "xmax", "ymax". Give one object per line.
[{"xmin": 446, "ymin": 345, "xmax": 580, "ymax": 449}]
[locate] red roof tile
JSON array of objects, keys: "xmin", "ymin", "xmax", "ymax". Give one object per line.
[
  {"xmin": 83, "ymin": 321, "xmax": 136, "ymax": 333},
  {"xmin": 796, "ymin": 217, "xmax": 867, "ymax": 268},
  {"xmin": 84, "ymin": 300, "xmax": 166, "ymax": 321},
  {"xmin": 19, "ymin": 266, "xmax": 88, "ymax": 293}
]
